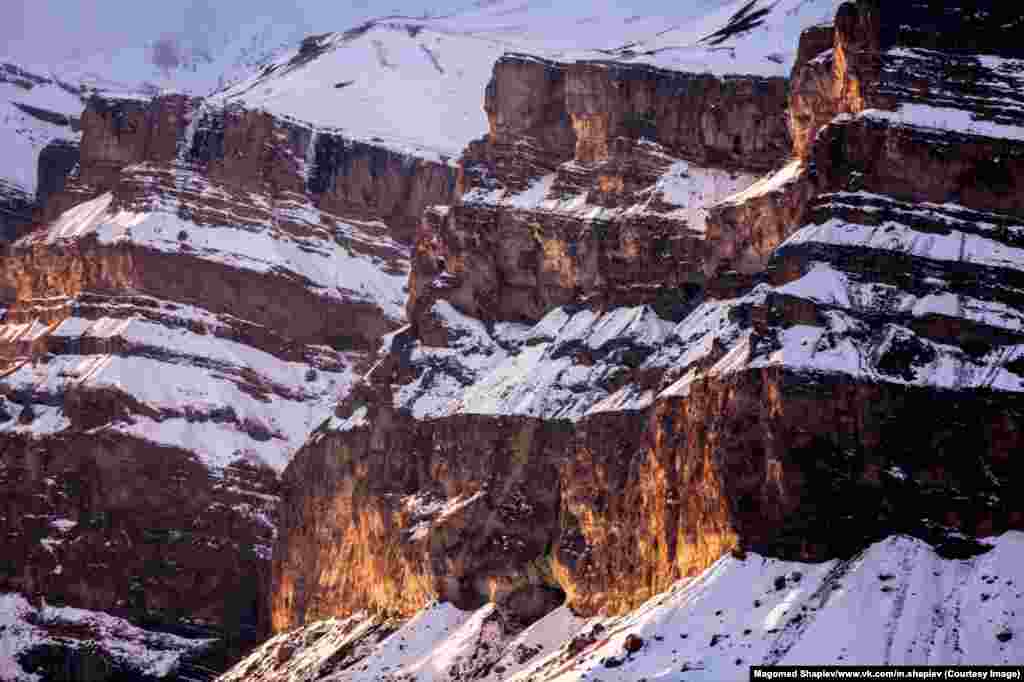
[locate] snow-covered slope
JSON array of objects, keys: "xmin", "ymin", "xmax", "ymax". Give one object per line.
[
  {"xmin": 223, "ymin": 533, "xmax": 1024, "ymax": 681},
  {"xmin": 214, "ymin": 0, "xmax": 841, "ymax": 161},
  {"xmin": 0, "ymin": 170, "xmax": 410, "ymax": 471},
  {"xmin": 14, "ymin": 20, "xmax": 306, "ymax": 99},
  {"xmin": 0, "ymin": 63, "xmax": 82, "ymax": 199},
  {"xmin": 0, "ymin": 593, "xmax": 212, "ymax": 682}
]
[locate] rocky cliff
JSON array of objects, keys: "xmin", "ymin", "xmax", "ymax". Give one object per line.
[
  {"xmin": 242, "ymin": 1, "xmax": 1024, "ymax": 680},
  {"xmin": 0, "ymin": 79, "xmax": 455, "ymax": 679},
  {"xmin": 6, "ymin": 0, "xmax": 1024, "ymax": 679}
]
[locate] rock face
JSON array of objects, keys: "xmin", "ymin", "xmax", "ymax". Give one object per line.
[
  {"xmin": 6, "ymin": 0, "xmax": 1024, "ymax": 679},
  {"xmin": 0, "ymin": 82, "xmax": 456, "ymax": 677},
  {"xmin": 260, "ymin": 4, "xmax": 1024, "ymax": 674}
]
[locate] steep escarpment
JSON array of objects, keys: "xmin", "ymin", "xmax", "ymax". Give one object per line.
[
  {"xmin": 0, "ymin": 82, "xmax": 457, "ymax": 678},
  {"xmin": 258, "ymin": 4, "xmax": 1024, "ymax": 679}
]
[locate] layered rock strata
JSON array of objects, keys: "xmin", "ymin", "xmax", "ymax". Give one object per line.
[
  {"xmin": 266, "ymin": 0, "xmax": 1024, "ymax": 654},
  {"xmin": 0, "ymin": 88, "xmax": 457, "ymax": 675}
]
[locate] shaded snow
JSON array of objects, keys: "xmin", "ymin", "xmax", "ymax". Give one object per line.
[
  {"xmin": 215, "ymin": 0, "xmax": 843, "ymax": 162},
  {"xmin": 862, "ymin": 104, "xmax": 1024, "ymax": 142},
  {"xmin": 23, "ymin": 190, "xmax": 410, "ymax": 320},
  {"xmin": 0, "ymin": 65, "xmax": 82, "ymax": 196},
  {"xmin": 220, "ymin": 533, "xmax": 1024, "ymax": 681},
  {"xmin": 0, "ymin": 593, "xmax": 211, "ymax": 682}
]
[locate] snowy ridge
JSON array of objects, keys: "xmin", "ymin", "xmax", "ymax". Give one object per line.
[
  {"xmin": 215, "ymin": 0, "xmax": 843, "ymax": 163},
  {"xmin": 220, "ymin": 533, "xmax": 1024, "ymax": 681},
  {"xmin": 0, "ymin": 62, "xmax": 82, "ymax": 197},
  {"xmin": 716, "ymin": 158, "xmax": 804, "ymax": 207},
  {"xmin": 0, "ymin": 592, "xmax": 212, "ymax": 682},
  {"xmin": 19, "ymin": 20, "xmax": 307, "ymax": 99}
]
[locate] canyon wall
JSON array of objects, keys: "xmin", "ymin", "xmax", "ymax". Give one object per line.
[
  {"xmin": 268, "ymin": 0, "xmax": 1024, "ymax": 645},
  {"xmin": 0, "ymin": 86, "xmax": 458, "ymax": 674}
]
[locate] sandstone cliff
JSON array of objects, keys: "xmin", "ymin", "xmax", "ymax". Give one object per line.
[
  {"xmin": 251, "ymin": 2, "xmax": 1024, "ymax": 680},
  {"xmin": 0, "ymin": 78, "xmax": 455, "ymax": 679},
  {"xmin": 6, "ymin": 0, "xmax": 1024, "ymax": 679}
]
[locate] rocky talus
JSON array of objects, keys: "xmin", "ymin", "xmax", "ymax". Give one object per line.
[
  {"xmin": 0, "ymin": 90, "xmax": 455, "ymax": 678},
  {"xmin": 244, "ymin": 2, "xmax": 1024, "ymax": 680}
]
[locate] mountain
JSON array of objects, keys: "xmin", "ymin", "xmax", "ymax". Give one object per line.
[
  {"xmin": 0, "ymin": 62, "xmax": 83, "ymax": 242},
  {"xmin": 1, "ymin": 0, "xmax": 1023, "ymax": 679}
]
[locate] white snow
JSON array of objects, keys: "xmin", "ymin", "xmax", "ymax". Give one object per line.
[
  {"xmin": 0, "ymin": 347, "xmax": 354, "ymax": 471},
  {"xmin": 862, "ymin": 104, "xmax": 1024, "ymax": 142},
  {"xmin": 392, "ymin": 301, "xmax": 686, "ymax": 421},
  {"xmin": 0, "ymin": 592, "xmax": 211, "ymax": 682},
  {"xmin": 742, "ymin": 311, "xmax": 1024, "ymax": 393},
  {"xmin": 0, "ymin": 65, "xmax": 82, "ymax": 196},
  {"xmin": 777, "ymin": 261, "xmax": 1024, "ymax": 333},
  {"xmin": 465, "ymin": 157, "xmax": 757, "ymax": 235},
  {"xmin": 337, "ymin": 603, "xmax": 495, "ymax": 681},
  {"xmin": 16, "ymin": 20, "xmax": 306, "ymax": 99},
  {"xmin": 0, "ymin": 304, "xmax": 359, "ymax": 471},
  {"xmin": 219, "ymin": 533, "xmax": 1024, "ymax": 681},
  {"xmin": 784, "ymin": 216, "xmax": 1024, "ymax": 275},
  {"xmin": 214, "ymin": 1, "xmax": 843, "ymax": 163},
  {"xmin": 717, "ymin": 158, "xmax": 804, "ymax": 207},
  {"xmin": 488, "ymin": 533, "xmax": 1024, "ymax": 680},
  {"xmin": 22, "ymin": 189, "xmax": 411, "ymax": 320}
]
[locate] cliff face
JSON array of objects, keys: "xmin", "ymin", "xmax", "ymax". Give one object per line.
[
  {"xmin": 6, "ymin": 0, "xmax": 1024, "ymax": 679},
  {"xmin": 49, "ymin": 95, "xmax": 456, "ymax": 240},
  {"xmin": 0, "ymin": 81, "xmax": 457, "ymax": 676},
  {"xmin": 260, "ymin": 4, "xmax": 1024, "ymax": 677}
]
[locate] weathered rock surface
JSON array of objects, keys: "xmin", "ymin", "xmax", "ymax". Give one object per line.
[
  {"xmin": 0, "ymin": 68, "xmax": 456, "ymax": 679},
  {"xmin": 6, "ymin": 0, "xmax": 1024, "ymax": 679},
  {"xmin": 260, "ymin": 3, "xmax": 1024, "ymax": 665}
]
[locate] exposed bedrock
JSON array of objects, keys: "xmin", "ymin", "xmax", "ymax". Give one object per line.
[
  {"xmin": 272, "ymin": 361, "xmax": 1024, "ymax": 628},
  {"xmin": 0, "ymin": 430, "xmax": 279, "ymax": 653},
  {"xmin": 0, "ymin": 69, "xmax": 453, "ymax": 667},
  {"xmin": 0, "ymin": 238, "xmax": 393, "ymax": 352},
  {"xmin": 0, "ymin": 181, "xmax": 34, "ymax": 244},
  {"xmin": 479, "ymin": 51, "xmax": 792, "ymax": 177},
  {"xmin": 52, "ymin": 94, "xmax": 457, "ymax": 241},
  {"xmin": 268, "ymin": 0, "xmax": 1024, "ymax": 638},
  {"xmin": 565, "ymin": 62, "xmax": 790, "ymax": 171}
]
